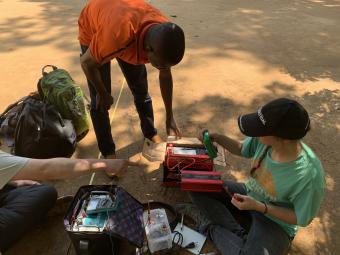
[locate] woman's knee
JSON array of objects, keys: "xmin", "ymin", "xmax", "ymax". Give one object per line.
[{"xmin": 32, "ymin": 184, "xmax": 58, "ymax": 209}]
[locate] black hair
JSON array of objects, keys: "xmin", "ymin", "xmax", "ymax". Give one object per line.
[{"xmin": 149, "ymin": 22, "xmax": 185, "ymax": 65}]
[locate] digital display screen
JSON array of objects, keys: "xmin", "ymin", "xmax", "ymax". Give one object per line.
[
  {"xmin": 173, "ymin": 147, "xmax": 197, "ymax": 155},
  {"xmin": 172, "ymin": 147, "xmax": 207, "ymax": 155}
]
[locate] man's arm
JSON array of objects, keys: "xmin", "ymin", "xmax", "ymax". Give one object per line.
[
  {"xmin": 80, "ymin": 49, "xmax": 113, "ymax": 111},
  {"xmin": 159, "ymin": 68, "xmax": 181, "ymax": 137},
  {"xmin": 11, "ymin": 158, "xmax": 130, "ymax": 181},
  {"xmin": 209, "ymin": 133, "xmax": 242, "ymax": 156}
]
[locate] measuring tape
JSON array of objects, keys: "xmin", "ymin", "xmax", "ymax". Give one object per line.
[{"xmin": 89, "ymin": 79, "xmax": 126, "ymax": 185}]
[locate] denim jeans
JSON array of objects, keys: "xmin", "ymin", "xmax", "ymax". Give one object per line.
[
  {"xmin": 0, "ymin": 184, "xmax": 57, "ymax": 252},
  {"xmin": 81, "ymin": 45, "xmax": 157, "ymax": 156},
  {"xmin": 190, "ymin": 181, "xmax": 291, "ymax": 255}
]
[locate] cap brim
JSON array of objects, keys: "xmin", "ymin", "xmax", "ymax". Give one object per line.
[{"xmin": 238, "ymin": 113, "xmax": 270, "ymax": 137}]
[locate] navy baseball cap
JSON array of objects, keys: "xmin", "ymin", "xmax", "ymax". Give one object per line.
[{"xmin": 238, "ymin": 98, "xmax": 310, "ymax": 140}]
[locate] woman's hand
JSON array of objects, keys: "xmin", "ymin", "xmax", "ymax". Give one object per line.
[{"xmin": 231, "ymin": 193, "xmax": 265, "ymax": 212}]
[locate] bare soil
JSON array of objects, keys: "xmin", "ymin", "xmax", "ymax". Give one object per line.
[{"xmin": 0, "ymin": 0, "xmax": 339, "ymax": 254}]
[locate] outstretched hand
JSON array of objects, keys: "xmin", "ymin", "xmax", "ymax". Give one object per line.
[
  {"xmin": 231, "ymin": 193, "xmax": 264, "ymax": 212},
  {"xmin": 105, "ymin": 159, "xmax": 140, "ymax": 178}
]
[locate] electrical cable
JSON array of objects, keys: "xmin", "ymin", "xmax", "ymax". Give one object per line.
[
  {"xmin": 89, "ymin": 79, "xmax": 126, "ymax": 185},
  {"xmin": 106, "ymin": 210, "xmax": 116, "ymax": 255},
  {"xmin": 172, "ymin": 231, "xmax": 184, "ymax": 246}
]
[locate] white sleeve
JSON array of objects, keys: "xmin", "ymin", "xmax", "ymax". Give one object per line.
[{"xmin": 0, "ymin": 150, "xmax": 30, "ymax": 189}]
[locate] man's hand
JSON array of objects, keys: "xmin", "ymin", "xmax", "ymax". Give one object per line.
[
  {"xmin": 96, "ymin": 93, "xmax": 114, "ymax": 111},
  {"xmin": 104, "ymin": 159, "xmax": 139, "ymax": 178},
  {"xmin": 231, "ymin": 193, "xmax": 264, "ymax": 212},
  {"xmin": 8, "ymin": 180, "xmax": 40, "ymax": 187},
  {"xmin": 166, "ymin": 116, "xmax": 181, "ymax": 138},
  {"xmin": 158, "ymin": 68, "xmax": 182, "ymax": 138}
]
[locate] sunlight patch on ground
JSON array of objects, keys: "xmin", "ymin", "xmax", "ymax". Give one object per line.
[
  {"xmin": 325, "ymin": 174, "xmax": 335, "ymax": 191},
  {"xmin": 237, "ymin": 8, "xmax": 264, "ymax": 15}
]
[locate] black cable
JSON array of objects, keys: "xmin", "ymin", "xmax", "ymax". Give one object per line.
[{"xmin": 172, "ymin": 231, "xmax": 183, "ymax": 246}]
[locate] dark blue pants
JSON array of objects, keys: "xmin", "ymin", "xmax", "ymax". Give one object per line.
[
  {"xmin": 0, "ymin": 184, "xmax": 57, "ymax": 252},
  {"xmin": 81, "ymin": 45, "xmax": 157, "ymax": 156},
  {"xmin": 190, "ymin": 181, "xmax": 291, "ymax": 255}
]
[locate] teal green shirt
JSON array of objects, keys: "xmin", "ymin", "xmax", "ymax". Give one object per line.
[{"xmin": 241, "ymin": 137, "xmax": 325, "ymax": 237}]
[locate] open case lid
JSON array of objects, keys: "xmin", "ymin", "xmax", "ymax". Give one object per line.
[{"xmin": 64, "ymin": 185, "xmax": 144, "ymax": 248}]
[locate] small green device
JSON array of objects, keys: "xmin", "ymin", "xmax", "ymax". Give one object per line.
[{"xmin": 202, "ymin": 131, "xmax": 217, "ymax": 159}]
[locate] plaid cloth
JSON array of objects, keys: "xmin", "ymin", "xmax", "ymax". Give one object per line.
[{"xmin": 105, "ymin": 187, "xmax": 143, "ymax": 247}]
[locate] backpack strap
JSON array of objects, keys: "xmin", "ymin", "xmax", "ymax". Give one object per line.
[
  {"xmin": 38, "ymin": 65, "xmax": 58, "ymax": 100},
  {"xmin": 42, "ymin": 65, "xmax": 58, "ymax": 76},
  {"xmin": 0, "ymin": 96, "xmax": 29, "ymax": 119},
  {"xmin": 1, "ymin": 92, "xmax": 41, "ymax": 118}
]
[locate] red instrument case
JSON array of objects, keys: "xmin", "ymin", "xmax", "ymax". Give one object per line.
[
  {"xmin": 162, "ymin": 143, "xmax": 223, "ymax": 192},
  {"xmin": 180, "ymin": 170, "xmax": 223, "ymax": 192}
]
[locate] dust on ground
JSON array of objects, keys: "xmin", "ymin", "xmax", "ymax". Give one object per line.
[{"xmin": 0, "ymin": 0, "xmax": 339, "ymax": 254}]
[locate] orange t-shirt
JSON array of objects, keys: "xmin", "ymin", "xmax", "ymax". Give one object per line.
[{"xmin": 78, "ymin": 0, "xmax": 169, "ymax": 65}]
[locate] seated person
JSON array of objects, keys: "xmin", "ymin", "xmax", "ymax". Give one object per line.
[
  {"xmin": 181, "ymin": 98, "xmax": 325, "ymax": 255},
  {"xmin": 0, "ymin": 144, "xmax": 132, "ymax": 253}
]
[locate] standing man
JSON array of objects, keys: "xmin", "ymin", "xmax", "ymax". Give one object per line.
[{"xmin": 78, "ymin": 0, "xmax": 185, "ymax": 159}]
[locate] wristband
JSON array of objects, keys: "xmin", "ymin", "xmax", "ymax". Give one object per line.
[{"xmin": 263, "ymin": 202, "xmax": 268, "ymax": 214}]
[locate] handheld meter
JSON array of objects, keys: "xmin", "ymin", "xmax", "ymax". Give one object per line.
[{"xmin": 202, "ymin": 131, "xmax": 217, "ymax": 159}]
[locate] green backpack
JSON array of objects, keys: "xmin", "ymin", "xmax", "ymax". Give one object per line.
[{"xmin": 38, "ymin": 65, "xmax": 90, "ymax": 141}]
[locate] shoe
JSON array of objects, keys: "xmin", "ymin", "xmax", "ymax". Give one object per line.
[
  {"xmin": 142, "ymin": 138, "xmax": 166, "ymax": 162},
  {"xmin": 150, "ymin": 134, "xmax": 163, "ymax": 143},
  {"xmin": 48, "ymin": 195, "xmax": 74, "ymax": 217},
  {"xmin": 174, "ymin": 203, "xmax": 211, "ymax": 230}
]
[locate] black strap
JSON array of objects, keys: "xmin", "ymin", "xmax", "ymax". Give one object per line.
[
  {"xmin": 79, "ymin": 240, "xmax": 89, "ymax": 255},
  {"xmin": 0, "ymin": 96, "xmax": 28, "ymax": 119},
  {"xmin": 0, "ymin": 92, "xmax": 41, "ymax": 119},
  {"xmin": 250, "ymin": 146, "xmax": 270, "ymax": 176}
]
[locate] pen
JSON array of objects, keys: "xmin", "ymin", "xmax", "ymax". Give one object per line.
[{"xmin": 180, "ymin": 213, "xmax": 184, "ymax": 231}]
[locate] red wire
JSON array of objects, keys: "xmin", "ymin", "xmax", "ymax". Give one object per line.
[{"xmin": 168, "ymin": 156, "xmax": 211, "ymax": 172}]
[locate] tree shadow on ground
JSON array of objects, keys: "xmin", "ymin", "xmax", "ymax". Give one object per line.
[
  {"xmin": 1, "ymin": 0, "xmax": 339, "ymax": 254},
  {"xmin": 5, "ymin": 81, "xmax": 339, "ymax": 255},
  {"xmin": 75, "ymin": 82, "xmax": 338, "ymax": 255},
  {"xmin": 1, "ymin": 0, "xmax": 340, "ymax": 82}
]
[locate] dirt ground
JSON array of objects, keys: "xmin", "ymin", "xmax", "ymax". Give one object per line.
[{"xmin": 0, "ymin": 0, "xmax": 339, "ymax": 254}]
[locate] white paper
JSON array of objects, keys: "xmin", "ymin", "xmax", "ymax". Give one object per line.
[{"xmin": 173, "ymin": 223, "xmax": 206, "ymax": 255}]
